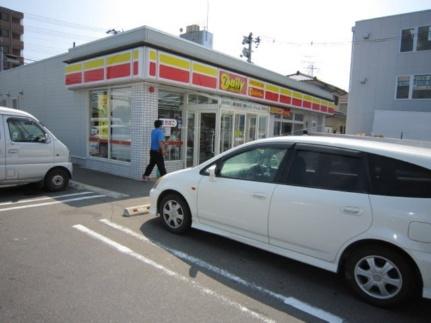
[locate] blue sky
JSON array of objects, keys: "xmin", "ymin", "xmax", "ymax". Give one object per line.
[{"xmin": 1, "ymin": 0, "xmax": 430, "ymax": 90}]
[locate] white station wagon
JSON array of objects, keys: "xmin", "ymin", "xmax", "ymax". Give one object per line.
[{"xmin": 149, "ymin": 136, "xmax": 431, "ymax": 306}]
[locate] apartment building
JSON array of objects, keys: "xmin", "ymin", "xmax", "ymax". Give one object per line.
[
  {"xmin": 0, "ymin": 6, "xmax": 24, "ymax": 70},
  {"xmin": 347, "ymin": 10, "xmax": 431, "ymax": 140}
]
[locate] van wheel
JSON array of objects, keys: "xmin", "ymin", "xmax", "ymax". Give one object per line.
[
  {"xmin": 344, "ymin": 245, "xmax": 419, "ymax": 307},
  {"xmin": 158, "ymin": 194, "xmax": 191, "ymax": 234},
  {"xmin": 45, "ymin": 169, "xmax": 69, "ymax": 192}
]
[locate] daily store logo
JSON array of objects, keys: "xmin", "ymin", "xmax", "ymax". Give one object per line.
[{"xmin": 219, "ymin": 71, "xmax": 247, "ymax": 94}]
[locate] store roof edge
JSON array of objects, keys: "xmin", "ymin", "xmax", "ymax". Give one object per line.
[{"xmin": 64, "ymin": 25, "xmax": 333, "ymax": 101}]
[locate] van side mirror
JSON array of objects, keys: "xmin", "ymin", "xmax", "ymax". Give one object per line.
[{"xmin": 36, "ymin": 134, "xmax": 48, "ymax": 143}]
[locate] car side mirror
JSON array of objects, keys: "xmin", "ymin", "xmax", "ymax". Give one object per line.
[{"xmin": 208, "ymin": 165, "xmax": 216, "ymax": 182}]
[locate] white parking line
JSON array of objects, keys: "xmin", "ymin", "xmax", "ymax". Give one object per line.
[
  {"xmin": 100, "ymin": 218, "xmax": 343, "ymax": 323},
  {"xmin": 73, "ymin": 224, "xmax": 274, "ymax": 323},
  {"xmin": 0, "ymin": 194, "xmax": 106, "ymax": 212},
  {"xmin": 0, "ymin": 191, "xmax": 93, "ymax": 207}
]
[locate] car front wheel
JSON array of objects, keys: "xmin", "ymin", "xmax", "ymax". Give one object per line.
[
  {"xmin": 45, "ymin": 168, "xmax": 69, "ymax": 192},
  {"xmin": 345, "ymin": 245, "xmax": 420, "ymax": 307},
  {"xmin": 159, "ymin": 193, "xmax": 191, "ymax": 234}
]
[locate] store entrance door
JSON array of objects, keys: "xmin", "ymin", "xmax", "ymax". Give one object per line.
[{"xmin": 185, "ymin": 105, "xmax": 218, "ymax": 167}]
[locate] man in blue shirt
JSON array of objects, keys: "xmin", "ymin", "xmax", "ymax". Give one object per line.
[{"xmin": 143, "ymin": 120, "xmax": 167, "ymax": 180}]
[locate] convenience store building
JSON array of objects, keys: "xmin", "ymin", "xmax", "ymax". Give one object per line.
[{"xmin": 0, "ymin": 26, "xmax": 335, "ymax": 179}]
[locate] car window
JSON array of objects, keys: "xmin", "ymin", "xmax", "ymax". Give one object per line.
[
  {"xmin": 7, "ymin": 118, "xmax": 47, "ymax": 143},
  {"xmin": 368, "ymin": 154, "xmax": 431, "ymax": 198},
  {"xmin": 219, "ymin": 147, "xmax": 287, "ymax": 183},
  {"xmin": 286, "ymin": 150, "xmax": 366, "ymax": 193}
]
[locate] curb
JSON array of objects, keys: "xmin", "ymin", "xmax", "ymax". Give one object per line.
[
  {"xmin": 69, "ymin": 180, "xmax": 129, "ymax": 199},
  {"xmin": 123, "ymin": 204, "xmax": 151, "ymax": 217}
]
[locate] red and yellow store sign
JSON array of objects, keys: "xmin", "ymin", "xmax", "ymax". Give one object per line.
[
  {"xmin": 65, "ymin": 46, "xmax": 335, "ymax": 115},
  {"xmin": 219, "ymin": 71, "xmax": 247, "ymax": 94},
  {"xmin": 64, "ymin": 48, "xmax": 140, "ymax": 86}
]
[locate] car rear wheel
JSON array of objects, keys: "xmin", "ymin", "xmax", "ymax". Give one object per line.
[
  {"xmin": 345, "ymin": 245, "xmax": 419, "ymax": 307},
  {"xmin": 159, "ymin": 193, "xmax": 191, "ymax": 234},
  {"xmin": 45, "ymin": 168, "xmax": 69, "ymax": 192}
]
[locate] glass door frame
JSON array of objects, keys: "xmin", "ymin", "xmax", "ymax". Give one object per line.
[{"xmin": 183, "ymin": 103, "xmax": 220, "ymax": 167}]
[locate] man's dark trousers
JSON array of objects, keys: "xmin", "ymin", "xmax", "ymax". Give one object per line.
[{"xmin": 144, "ymin": 150, "xmax": 167, "ymax": 177}]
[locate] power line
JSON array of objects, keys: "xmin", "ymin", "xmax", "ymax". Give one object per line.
[
  {"xmin": 259, "ymin": 34, "xmax": 399, "ymax": 48},
  {"xmin": 25, "ymin": 24, "xmax": 100, "ymax": 41},
  {"xmin": 24, "ymin": 12, "xmax": 106, "ymax": 33}
]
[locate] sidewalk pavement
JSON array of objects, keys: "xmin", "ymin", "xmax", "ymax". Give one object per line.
[{"xmin": 71, "ymin": 164, "xmax": 154, "ymax": 198}]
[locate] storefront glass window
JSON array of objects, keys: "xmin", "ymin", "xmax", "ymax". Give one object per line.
[
  {"xmin": 294, "ymin": 113, "xmax": 304, "ymax": 122},
  {"xmin": 186, "ymin": 112, "xmax": 195, "ymax": 167},
  {"xmin": 272, "ymin": 113, "xmax": 304, "ymax": 136},
  {"xmin": 281, "ymin": 122, "xmax": 292, "ymax": 135},
  {"xmin": 110, "ymin": 88, "xmax": 132, "ymax": 162},
  {"xmin": 89, "ymin": 88, "xmax": 132, "ymax": 162},
  {"xmin": 258, "ymin": 116, "xmax": 268, "ymax": 139},
  {"xmin": 158, "ymin": 90, "xmax": 184, "ymax": 161},
  {"xmin": 188, "ymin": 94, "xmax": 218, "ymax": 104},
  {"xmin": 274, "ymin": 120, "xmax": 281, "ymax": 137},
  {"xmin": 246, "ymin": 114, "xmax": 257, "ymax": 142},
  {"xmin": 89, "ymin": 90, "xmax": 109, "ymax": 159},
  {"xmin": 234, "ymin": 114, "xmax": 245, "ymax": 146},
  {"xmin": 293, "ymin": 123, "xmax": 304, "ymax": 135},
  {"xmin": 220, "ymin": 113, "xmax": 233, "ymax": 152}
]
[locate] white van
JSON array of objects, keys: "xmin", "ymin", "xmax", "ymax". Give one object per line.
[{"xmin": 0, "ymin": 107, "xmax": 72, "ymax": 191}]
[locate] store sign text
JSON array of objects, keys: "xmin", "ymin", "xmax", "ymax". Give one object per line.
[
  {"xmin": 249, "ymin": 87, "xmax": 264, "ymax": 98},
  {"xmin": 219, "ymin": 71, "xmax": 247, "ymax": 94}
]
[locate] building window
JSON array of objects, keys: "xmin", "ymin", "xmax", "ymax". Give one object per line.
[
  {"xmin": 12, "ymin": 17, "xmax": 20, "ymax": 24},
  {"xmin": 11, "ymin": 98, "xmax": 18, "ymax": 109},
  {"xmin": 272, "ymin": 112, "xmax": 304, "ymax": 136},
  {"xmin": 400, "ymin": 28, "xmax": 414, "ymax": 52},
  {"xmin": 158, "ymin": 90, "xmax": 183, "ymax": 161},
  {"xmin": 12, "ymin": 32, "xmax": 20, "ymax": 40},
  {"xmin": 417, "ymin": 26, "xmax": 431, "ymax": 51},
  {"xmin": 0, "ymin": 12, "xmax": 10, "ymax": 22},
  {"xmin": 0, "ymin": 29, "xmax": 10, "ymax": 37},
  {"xmin": 220, "ymin": 113, "xmax": 233, "ymax": 153},
  {"xmin": 257, "ymin": 115, "xmax": 268, "ymax": 139},
  {"xmin": 412, "ymin": 75, "xmax": 431, "ymax": 99},
  {"xmin": 234, "ymin": 114, "xmax": 245, "ymax": 146},
  {"xmin": 89, "ymin": 88, "xmax": 132, "ymax": 162},
  {"xmin": 396, "ymin": 76, "xmax": 410, "ymax": 99},
  {"xmin": 110, "ymin": 88, "xmax": 132, "ymax": 162}
]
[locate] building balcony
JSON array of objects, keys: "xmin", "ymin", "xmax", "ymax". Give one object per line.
[
  {"xmin": 11, "ymin": 39, "xmax": 23, "ymax": 49},
  {"xmin": 10, "ymin": 23, "xmax": 23, "ymax": 34}
]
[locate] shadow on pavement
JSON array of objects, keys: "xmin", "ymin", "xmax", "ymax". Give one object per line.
[{"xmin": 140, "ymin": 217, "xmax": 431, "ymax": 323}]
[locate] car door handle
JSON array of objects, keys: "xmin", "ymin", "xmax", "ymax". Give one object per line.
[
  {"xmin": 342, "ymin": 207, "xmax": 362, "ymax": 216},
  {"xmin": 252, "ymin": 193, "xmax": 267, "ymax": 200},
  {"xmin": 8, "ymin": 148, "xmax": 19, "ymax": 154}
]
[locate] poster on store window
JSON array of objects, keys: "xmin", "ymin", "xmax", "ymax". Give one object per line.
[
  {"xmin": 160, "ymin": 118, "xmax": 177, "ymax": 137},
  {"xmin": 98, "ymin": 94, "xmax": 109, "ymax": 140}
]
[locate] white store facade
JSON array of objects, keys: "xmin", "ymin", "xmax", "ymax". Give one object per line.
[{"xmin": 0, "ymin": 26, "xmax": 334, "ymax": 179}]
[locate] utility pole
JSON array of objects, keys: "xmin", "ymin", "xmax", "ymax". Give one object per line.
[{"xmin": 241, "ymin": 32, "xmax": 261, "ymax": 63}]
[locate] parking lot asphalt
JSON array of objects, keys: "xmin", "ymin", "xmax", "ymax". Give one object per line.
[{"xmin": 1, "ymin": 167, "xmax": 430, "ymax": 323}]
